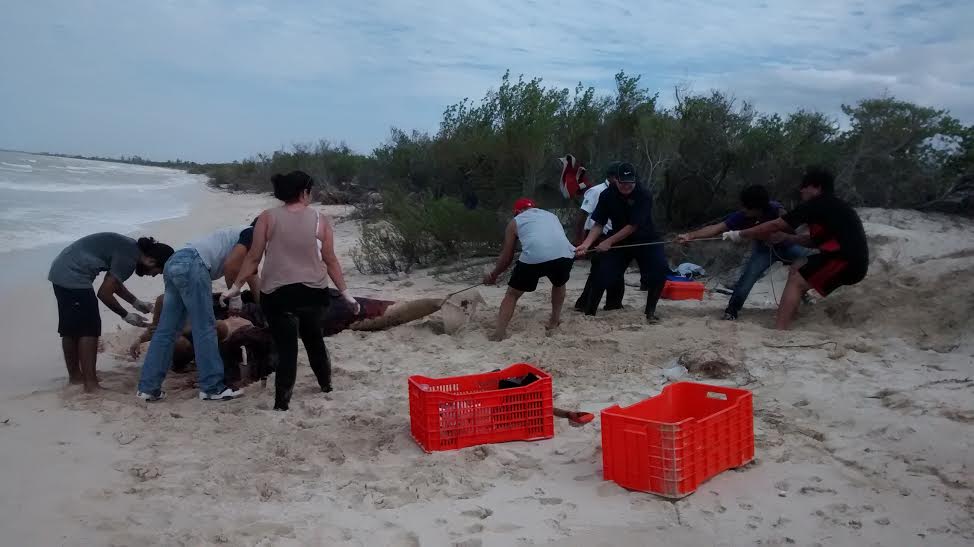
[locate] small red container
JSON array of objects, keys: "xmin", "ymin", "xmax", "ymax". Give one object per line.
[
  {"xmin": 601, "ymin": 382, "xmax": 754, "ymax": 498},
  {"xmin": 662, "ymin": 280, "xmax": 705, "ymax": 300},
  {"xmin": 408, "ymin": 363, "xmax": 554, "ymax": 452}
]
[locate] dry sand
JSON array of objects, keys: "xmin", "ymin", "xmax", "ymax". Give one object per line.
[{"xmin": 1, "ymin": 193, "xmax": 972, "ymax": 546}]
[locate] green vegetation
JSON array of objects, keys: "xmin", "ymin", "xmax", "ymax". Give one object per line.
[
  {"xmin": 202, "ymin": 141, "xmax": 371, "ymax": 204},
  {"xmin": 41, "ymin": 70, "xmax": 974, "ymax": 273},
  {"xmin": 350, "ymin": 187, "xmax": 502, "ymax": 274}
]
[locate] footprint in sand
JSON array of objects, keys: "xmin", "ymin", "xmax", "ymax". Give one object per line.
[
  {"xmin": 239, "ymin": 522, "xmax": 295, "ymax": 539},
  {"xmin": 128, "ymin": 465, "xmax": 161, "ymax": 482},
  {"xmin": 460, "ymin": 507, "xmax": 493, "ymax": 520},
  {"xmin": 941, "ymin": 409, "xmax": 974, "ymax": 423},
  {"xmin": 388, "ymin": 531, "xmax": 420, "ymax": 547},
  {"xmin": 596, "ymin": 482, "xmax": 625, "ymax": 497},
  {"xmin": 800, "ymin": 485, "xmax": 837, "ymax": 495},
  {"xmin": 256, "ymin": 480, "xmax": 281, "ymax": 502},
  {"xmin": 538, "ymin": 497, "xmax": 563, "ymax": 506},
  {"xmin": 464, "ymin": 445, "xmax": 491, "ymax": 463}
]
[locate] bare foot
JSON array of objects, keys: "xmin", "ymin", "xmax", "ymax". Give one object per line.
[
  {"xmin": 82, "ymin": 382, "xmax": 102, "ymax": 394},
  {"xmin": 545, "ymin": 319, "xmax": 561, "ymax": 331},
  {"xmin": 69, "ymin": 376, "xmax": 84, "ymax": 385},
  {"xmin": 488, "ymin": 331, "xmax": 506, "ymax": 342}
]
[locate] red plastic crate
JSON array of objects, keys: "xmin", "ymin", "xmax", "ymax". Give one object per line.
[
  {"xmin": 662, "ymin": 280, "xmax": 705, "ymax": 300},
  {"xmin": 601, "ymin": 382, "xmax": 754, "ymax": 497},
  {"xmin": 408, "ymin": 363, "xmax": 554, "ymax": 452}
]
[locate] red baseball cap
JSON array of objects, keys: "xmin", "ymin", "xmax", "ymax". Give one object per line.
[{"xmin": 512, "ymin": 197, "xmax": 536, "ymax": 214}]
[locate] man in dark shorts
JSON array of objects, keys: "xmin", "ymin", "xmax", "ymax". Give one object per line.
[
  {"xmin": 724, "ymin": 166, "xmax": 869, "ymax": 330},
  {"xmin": 49, "ymin": 233, "xmax": 173, "ymax": 392},
  {"xmin": 575, "ymin": 162, "xmax": 670, "ymax": 323},
  {"xmin": 483, "ymin": 198, "xmax": 576, "ymax": 340},
  {"xmin": 678, "ymin": 184, "xmax": 808, "ymax": 320}
]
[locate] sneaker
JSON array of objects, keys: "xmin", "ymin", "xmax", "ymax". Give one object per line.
[
  {"xmin": 199, "ymin": 388, "xmax": 243, "ymax": 401},
  {"xmin": 722, "ymin": 311, "xmax": 738, "ymax": 321},
  {"xmin": 136, "ymin": 390, "xmax": 166, "ymax": 402}
]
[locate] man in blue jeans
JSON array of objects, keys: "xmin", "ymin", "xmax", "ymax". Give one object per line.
[
  {"xmin": 137, "ymin": 225, "xmax": 258, "ymax": 401},
  {"xmin": 678, "ymin": 185, "xmax": 807, "ymax": 320}
]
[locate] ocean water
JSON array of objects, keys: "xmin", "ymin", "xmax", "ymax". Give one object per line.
[
  {"xmin": 0, "ymin": 151, "xmax": 214, "ymax": 395},
  {"xmin": 0, "ymin": 150, "xmax": 204, "ymax": 286}
]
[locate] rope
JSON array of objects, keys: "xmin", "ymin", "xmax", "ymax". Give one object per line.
[
  {"xmin": 592, "ymin": 236, "xmax": 724, "ymax": 252},
  {"xmin": 440, "ymin": 282, "xmax": 485, "ymax": 305}
]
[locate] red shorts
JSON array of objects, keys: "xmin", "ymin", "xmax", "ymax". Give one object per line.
[{"xmin": 799, "ymin": 254, "xmax": 859, "ymax": 296}]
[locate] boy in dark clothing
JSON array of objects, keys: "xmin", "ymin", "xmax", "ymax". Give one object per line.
[
  {"xmin": 724, "ymin": 167, "xmax": 868, "ymax": 330},
  {"xmin": 678, "ymin": 185, "xmax": 808, "ymax": 320},
  {"xmin": 574, "ymin": 163, "xmax": 669, "ymax": 322}
]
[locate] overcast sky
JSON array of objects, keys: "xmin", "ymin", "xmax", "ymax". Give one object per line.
[{"xmin": 1, "ymin": 0, "xmax": 971, "ymax": 162}]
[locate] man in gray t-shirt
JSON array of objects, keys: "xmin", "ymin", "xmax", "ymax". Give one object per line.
[
  {"xmin": 49, "ymin": 232, "xmax": 142, "ymax": 289},
  {"xmin": 48, "ymin": 232, "xmax": 174, "ymax": 392}
]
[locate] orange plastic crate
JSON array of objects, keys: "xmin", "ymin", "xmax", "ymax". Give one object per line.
[
  {"xmin": 408, "ymin": 363, "xmax": 554, "ymax": 452},
  {"xmin": 601, "ymin": 382, "xmax": 754, "ymax": 497},
  {"xmin": 662, "ymin": 280, "xmax": 705, "ymax": 300}
]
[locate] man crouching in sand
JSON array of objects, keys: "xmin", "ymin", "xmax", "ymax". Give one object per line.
[
  {"xmin": 722, "ymin": 166, "xmax": 869, "ymax": 330},
  {"xmin": 483, "ymin": 198, "xmax": 575, "ymax": 341}
]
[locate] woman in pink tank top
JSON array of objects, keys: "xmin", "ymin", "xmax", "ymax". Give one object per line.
[{"xmin": 225, "ymin": 171, "xmax": 357, "ymax": 410}]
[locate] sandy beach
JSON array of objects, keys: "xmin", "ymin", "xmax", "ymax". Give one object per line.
[{"xmin": 1, "ymin": 187, "xmax": 972, "ymax": 546}]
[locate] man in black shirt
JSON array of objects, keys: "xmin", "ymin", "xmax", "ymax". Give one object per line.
[
  {"xmin": 575, "ymin": 163, "xmax": 669, "ymax": 322},
  {"xmin": 724, "ymin": 166, "xmax": 869, "ymax": 330},
  {"xmin": 573, "ymin": 161, "xmax": 626, "ymax": 312}
]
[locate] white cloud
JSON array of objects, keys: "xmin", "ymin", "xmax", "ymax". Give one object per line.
[
  {"xmin": 0, "ymin": 0, "xmax": 971, "ymax": 160},
  {"xmin": 694, "ymin": 39, "xmax": 974, "ymax": 123}
]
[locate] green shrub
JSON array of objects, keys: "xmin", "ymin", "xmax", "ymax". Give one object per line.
[
  {"xmin": 351, "ymin": 189, "xmax": 505, "ymax": 274},
  {"xmin": 351, "ymin": 221, "xmax": 432, "ymax": 274}
]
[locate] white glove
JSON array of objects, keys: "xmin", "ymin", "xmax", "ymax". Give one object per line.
[
  {"xmin": 123, "ymin": 312, "xmax": 150, "ymax": 328},
  {"xmin": 722, "ymin": 230, "xmax": 742, "ymax": 242},
  {"xmin": 228, "ymin": 296, "xmax": 243, "ymax": 313},
  {"xmin": 220, "ymin": 285, "xmax": 242, "ymax": 307},
  {"xmin": 342, "ymin": 291, "xmax": 361, "ymax": 315},
  {"xmin": 133, "ymin": 299, "xmax": 154, "ymax": 314}
]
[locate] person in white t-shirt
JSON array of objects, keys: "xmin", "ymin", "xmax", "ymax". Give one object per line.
[
  {"xmin": 483, "ymin": 198, "xmax": 575, "ymax": 340},
  {"xmin": 573, "ymin": 161, "xmax": 625, "ymax": 312}
]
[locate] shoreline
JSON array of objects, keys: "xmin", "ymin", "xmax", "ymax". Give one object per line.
[
  {"xmin": 0, "ymin": 183, "xmax": 277, "ymax": 398},
  {"xmin": 0, "ymin": 185, "xmax": 278, "ymax": 545}
]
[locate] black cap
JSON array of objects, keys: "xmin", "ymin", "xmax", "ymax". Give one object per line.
[{"xmin": 617, "ymin": 162, "xmax": 637, "ymax": 183}]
